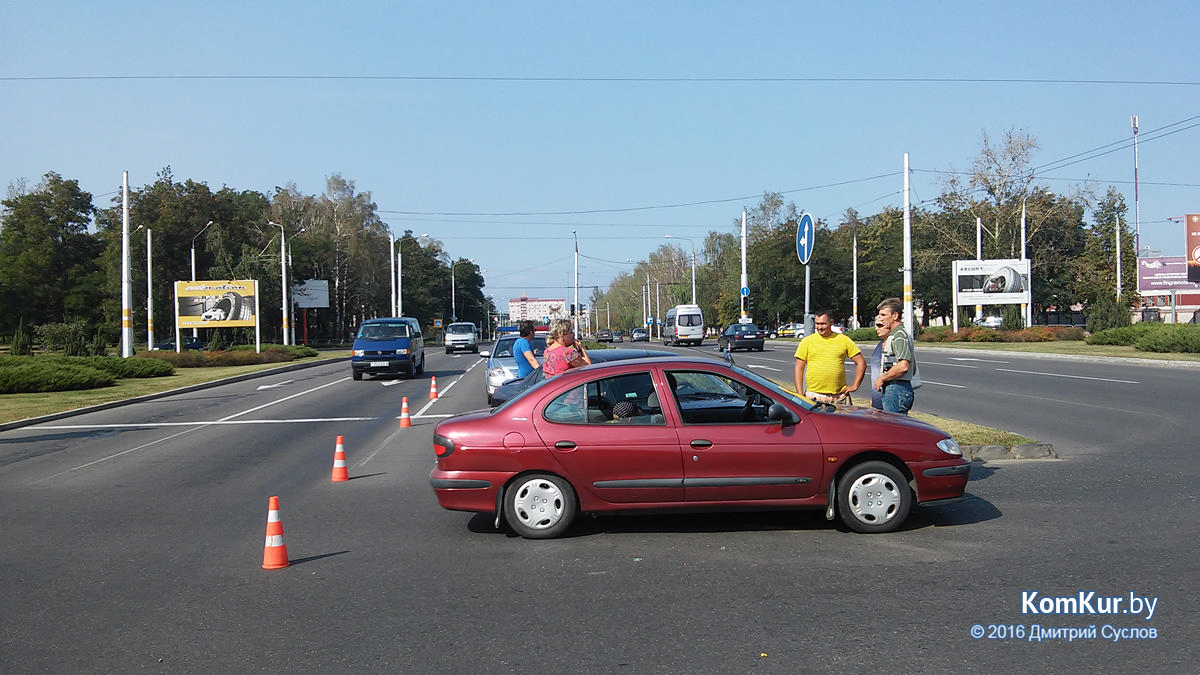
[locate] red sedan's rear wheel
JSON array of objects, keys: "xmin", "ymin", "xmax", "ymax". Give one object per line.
[{"xmin": 504, "ymin": 473, "xmax": 577, "ymax": 539}]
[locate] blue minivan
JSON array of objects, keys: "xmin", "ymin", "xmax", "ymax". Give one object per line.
[{"xmin": 351, "ymin": 317, "xmax": 426, "ymax": 380}]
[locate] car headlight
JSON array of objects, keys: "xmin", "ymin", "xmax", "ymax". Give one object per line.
[
  {"xmin": 936, "ymin": 438, "xmax": 962, "ymax": 456},
  {"xmin": 395, "ymin": 348, "xmax": 410, "ymax": 355},
  {"xmin": 487, "ymin": 366, "xmax": 507, "ymax": 379},
  {"xmin": 352, "ymin": 349, "xmax": 364, "ymax": 357}
]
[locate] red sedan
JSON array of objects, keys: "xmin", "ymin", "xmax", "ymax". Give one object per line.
[{"xmin": 430, "ymin": 356, "xmax": 968, "ymax": 538}]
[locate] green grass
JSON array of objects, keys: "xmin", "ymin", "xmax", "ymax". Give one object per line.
[{"xmin": 911, "ymin": 412, "xmax": 1032, "ymax": 447}]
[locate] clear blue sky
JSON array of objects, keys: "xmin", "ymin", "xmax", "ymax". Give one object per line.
[{"xmin": 3, "ymin": 1, "xmax": 1197, "ymax": 306}]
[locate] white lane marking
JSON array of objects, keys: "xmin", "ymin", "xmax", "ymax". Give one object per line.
[
  {"xmin": 256, "ymin": 379, "xmax": 294, "ymax": 390},
  {"xmin": 923, "ymin": 361, "xmax": 979, "ymax": 369},
  {"xmin": 380, "ymin": 380, "xmax": 403, "ymax": 387},
  {"xmin": 994, "ymin": 368, "xmax": 1139, "ymax": 384},
  {"xmin": 32, "ymin": 425, "xmax": 206, "ymax": 483},
  {"xmin": 947, "ymin": 357, "xmax": 1010, "ymax": 363},
  {"xmin": 745, "ymin": 364, "xmax": 781, "ymax": 371},
  {"xmin": 219, "ymin": 377, "xmax": 348, "ymax": 422},
  {"xmin": 921, "ymin": 381, "xmax": 966, "ymax": 388},
  {"xmin": 414, "ymin": 359, "xmax": 483, "ymax": 417}
]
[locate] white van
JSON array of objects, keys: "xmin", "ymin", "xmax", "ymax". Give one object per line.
[{"xmin": 663, "ymin": 304, "xmax": 704, "ymax": 346}]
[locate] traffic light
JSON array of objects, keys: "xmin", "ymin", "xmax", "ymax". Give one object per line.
[{"xmin": 570, "ymin": 304, "xmax": 576, "ymax": 315}]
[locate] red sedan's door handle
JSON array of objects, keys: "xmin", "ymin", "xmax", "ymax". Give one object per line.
[
  {"xmin": 690, "ymin": 439, "xmax": 713, "ymax": 448},
  {"xmin": 555, "ymin": 441, "xmax": 577, "ymax": 449}
]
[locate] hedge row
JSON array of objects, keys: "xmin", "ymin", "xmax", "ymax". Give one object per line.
[
  {"xmin": 0, "ymin": 355, "xmax": 180, "ymax": 394},
  {"xmin": 0, "ymin": 358, "xmax": 115, "ymax": 393},
  {"xmin": 1088, "ymin": 324, "xmax": 1200, "ymax": 353},
  {"xmin": 138, "ymin": 344, "xmax": 319, "ymax": 367},
  {"xmin": 917, "ymin": 325, "xmax": 1087, "ymax": 343}
]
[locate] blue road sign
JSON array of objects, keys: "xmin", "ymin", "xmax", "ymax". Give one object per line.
[
  {"xmin": 740, "ymin": 286, "xmax": 750, "ymax": 297},
  {"xmin": 796, "ymin": 212, "xmax": 815, "ymax": 265}
]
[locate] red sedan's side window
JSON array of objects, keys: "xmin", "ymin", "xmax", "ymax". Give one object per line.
[
  {"xmin": 542, "ymin": 372, "xmax": 663, "ymax": 425},
  {"xmin": 666, "ymin": 370, "xmax": 775, "ymax": 424}
]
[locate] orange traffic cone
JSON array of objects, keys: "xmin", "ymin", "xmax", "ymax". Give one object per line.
[
  {"xmin": 331, "ymin": 435, "xmax": 349, "ymax": 482},
  {"xmin": 262, "ymin": 495, "xmax": 289, "ymax": 570},
  {"xmin": 429, "ymin": 376, "xmax": 438, "ymax": 401},
  {"xmin": 399, "ymin": 397, "xmax": 412, "ymax": 428}
]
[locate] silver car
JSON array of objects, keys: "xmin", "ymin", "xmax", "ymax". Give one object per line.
[{"xmin": 481, "ymin": 335, "xmax": 547, "ymax": 405}]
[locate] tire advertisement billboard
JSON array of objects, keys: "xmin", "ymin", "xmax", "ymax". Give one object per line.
[
  {"xmin": 174, "ymin": 280, "xmax": 258, "ymax": 328},
  {"xmin": 952, "ymin": 259, "xmax": 1031, "ymax": 307}
]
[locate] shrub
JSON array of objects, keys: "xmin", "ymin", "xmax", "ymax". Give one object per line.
[
  {"xmin": 0, "ymin": 357, "xmax": 115, "ymax": 393},
  {"xmin": 138, "ymin": 344, "xmax": 317, "ymax": 367},
  {"xmin": 1085, "ymin": 294, "xmax": 1132, "ymax": 333},
  {"xmin": 1132, "ymin": 324, "xmax": 1200, "ymax": 353},
  {"xmin": 845, "ymin": 327, "xmax": 878, "ymax": 342},
  {"xmin": 916, "ymin": 326, "xmax": 954, "ymax": 342},
  {"xmin": 67, "ymin": 356, "xmax": 175, "ymax": 378},
  {"xmin": 1047, "ymin": 326, "xmax": 1086, "ymax": 341},
  {"xmin": 1087, "ymin": 323, "xmax": 1160, "ymax": 346},
  {"xmin": 1013, "ymin": 326, "xmax": 1056, "ymax": 342},
  {"xmin": 10, "ymin": 318, "xmax": 34, "ymax": 356},
  {"xmin": 965, "ymin": 328, "xmax": 1005, "ymax": 342}
]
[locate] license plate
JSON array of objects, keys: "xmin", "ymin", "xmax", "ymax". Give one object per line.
[{"xmin": 369, "ymin": 361, "xmax": 389, "ymax": 367}]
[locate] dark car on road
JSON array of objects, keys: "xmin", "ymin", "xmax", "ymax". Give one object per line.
[
  {"xmin": 430, "ymin": 356, "xmax": 968, "ymax": 539},
  {"xmin": 156, "ymin": 336, "xmax": 206, "ymax": 351},
  {"xmin": 595, "ymin": 329, "xmax": 613, "ymax": 342},
  {"xmin": 717, "ymin": 323, "xmax": 765, "ymax": 352}
]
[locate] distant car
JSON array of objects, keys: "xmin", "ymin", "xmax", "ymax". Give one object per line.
[
  {"xmin": 430, "ymin": 355, "xmax": 969, "ymax": 539},
  {"xmin": 718, "ymin": 323, "xmax": 765, "ymax": 352},
  {"xmin": 444, "ymin": 321, "xmax": 479, "ymax": 354},
  {"xmin": 156, "ymin": 336, "xmax": 205, "ymax": 351},
  {"xmin": 612, "ymin": 331, "xmax": 624, "ymax": 343},
  {"xmin": 481, "ymin": 334, "xmax": 548, "ymax": 405},
  {"xmin": 630, "ymin": 328, "xmax": 650, "ymax": 342},
  {"xmin": 595, "ymin": 329, "xmax": 613, "ymax": 342},
  {"xmin": 489, "ymin": 347, "xmax": 666, "ymax": 406},
  {"xmin": 769, "ymin": 322, "xmax": 804, "ymax": 339}
]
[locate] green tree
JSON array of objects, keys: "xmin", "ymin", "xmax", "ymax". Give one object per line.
[
  {"xmin": 0, "ymin": 172, "xmax": 103, "ymax": 335},
  {"xmin": 1074, "ymin": 187, "xmax": 1138, "ymax": 310}
]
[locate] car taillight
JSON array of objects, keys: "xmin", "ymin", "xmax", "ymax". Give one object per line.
[{"xmin": 433, "ymin": 434, "xmax": 455, "ymax": 458}]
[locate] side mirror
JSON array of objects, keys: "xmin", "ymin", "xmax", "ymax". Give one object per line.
[
  {"xmin": 767, "ymin": 403, "xmax": 798, "ymax": 425},
  {"xmin": 478, "ymin": 350, "xmax": 491, "ymax": 358}
]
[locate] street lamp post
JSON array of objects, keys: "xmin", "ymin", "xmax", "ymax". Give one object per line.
[
  {"xmin": 268, "ymin": 220, "xmax": 290, "ymax": 346},
  {"xmin": 146, "ymin": 228, "xmax": 154, "ymax": 349},
  {"xmin": 191, "ymin": 220, "xmax": 214, "ymax": 339},
  {"xmin": 664, "ymin": 235, "xmax": 696, "ymax": 305}
]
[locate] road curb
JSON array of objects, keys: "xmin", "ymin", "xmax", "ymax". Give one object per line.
[{"xmin": 0, "ymin": 356, "xmax": 346, "ymax": 432}]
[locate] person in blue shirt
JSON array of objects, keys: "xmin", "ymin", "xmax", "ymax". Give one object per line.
[{"xmin": 513, "ymin": 320, "xmax": 540, "ymax": 378}]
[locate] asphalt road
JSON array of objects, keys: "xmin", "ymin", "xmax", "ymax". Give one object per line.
[{"xmin": 2, "ymin": 342, "xmax": 1197, "ymax": 671}]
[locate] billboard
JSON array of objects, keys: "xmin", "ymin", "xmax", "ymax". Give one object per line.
[
  {"xmin": 292, "ymin": 279, "xmax": 330, "ymax": 308},
  {"xmin": 952, "ymin": 259, "xmax": 1031, "ymax": 306},
  {"xmin": 1138, "ymin": 256, "xmax": 1200, "ymax": 293},
  {"xmin": 175, "ymin": 280, "xmax": 258, "ymax": 328}
]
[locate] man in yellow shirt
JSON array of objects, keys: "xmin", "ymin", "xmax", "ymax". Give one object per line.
[{"xmin": 793, "ymin": 310, "xmax": 866, "ymax": 404}]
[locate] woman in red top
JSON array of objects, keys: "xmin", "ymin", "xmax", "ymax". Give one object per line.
[{"xmin": 542, "ymin": 319, "xmax": 590, "ymax": 377}]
